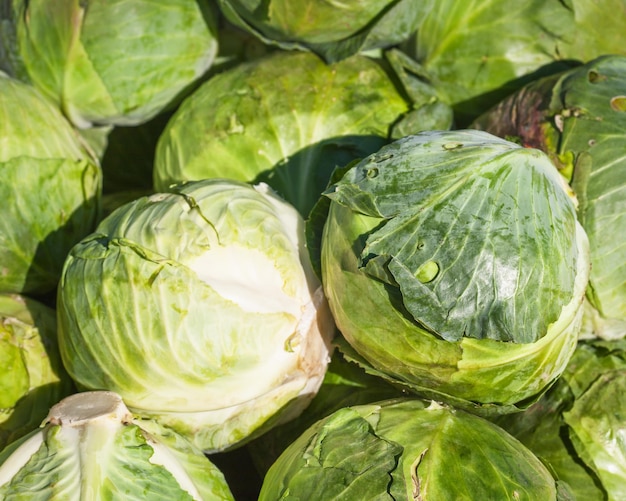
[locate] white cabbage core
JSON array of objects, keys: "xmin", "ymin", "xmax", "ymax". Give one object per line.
[{"xmin": 187, "ymin": 244, "xmax": 301, "ymax": 317}]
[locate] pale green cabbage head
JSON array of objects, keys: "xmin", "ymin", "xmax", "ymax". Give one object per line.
[
  {"xmin": 57, "ymin": 179, "xmax": 335, "ymax": 453},
  {"xmin": 154, "ymin": 50, "xmax": 452, "ymax": 217},
  {"xmin": 0, "ymin": 294, "xmax": 74, "ymax": 450}
]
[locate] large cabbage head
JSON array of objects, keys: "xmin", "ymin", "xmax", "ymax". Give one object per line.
[
  {"xmin": 259, "ymin": 398, "xmax": 562, "ymax": 500},
  {"xmin": 57, "ymin": 179, "xmax": 334, "ymax": 453},
  {"xmin": 0, "ymin": 391, "xmax": 234, "ymax": 500},
  {"xmin": 0, "ymin": 0, "xmax": 218, "ymax": 127},
  {"xmin": 320, "ymin": 129, "xmax": 590, "ymax": 414},
  {"xmin": 0, "ymin": 294, "xmax": 74, "ymax": 450},
  {"xmin": 0, "ymin": 72, "xmax": 101, "ymax": 294}
]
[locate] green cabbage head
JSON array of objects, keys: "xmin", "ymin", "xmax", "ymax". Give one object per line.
[
  {"xmin": 0, "ymin": 0, "xmax": 218, "ymax": 127},
  {"xmin": 216, "ymin": 0, "xmax": 431, "ymax": 62},
  {"xmin": 259, "ymin": 398, "xmax": 563, "ymax": 500},
  {"xmin": 320, "ymin": 129, "xmax": 590, "ymax": 414},
  {"xmin": 57, "ymin": 179, "xmax": 335, "ymax": 453}
]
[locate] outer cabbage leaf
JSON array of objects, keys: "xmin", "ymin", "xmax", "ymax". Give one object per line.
[
  {"xmin": 261, "ymin": 407, "xmax": 400, "ymax": 500},
  {"xmin": 558, "ymin": 0, "xmax": 626, "ymax": 63},
  {"xmin": 563, "ymin": 371, "xmax": 626, "ymax": 499},
  {"xmin": 0, "ymin": 72, "xmax": 101, "ymax": 294}
]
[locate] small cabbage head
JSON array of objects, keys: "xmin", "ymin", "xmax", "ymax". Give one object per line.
[
  {"xmin": 0, "ymin": 391, "xmax": 234, "ymax": 500},
  {"xmin": 319, "ymin": 129, "xmax": 590, "ymax": 415},
  {"xmin": 259, "ymin": 398, "xmax": 562, "ymax": 500},
  {"xmin": 0, "ymin": 72, "xmax": 101, "ymax": 294},
  {"xmin": 57, "ymin": 179, "xmax": 335, "ymax": 453},
  {"xmin": 0, "ymin": 294, "xmax": 74, "ymax": 450},
  {"xmin": 0, "ymin": 0, "xmax": 218, "ymax": 127}
]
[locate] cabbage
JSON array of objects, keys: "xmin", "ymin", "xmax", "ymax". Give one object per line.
[
  {"xmin": 319, "ymin": 129, "xmax": 589, "ymax": 414},
  {"xmin": 57, "ymin": 179, "xmax": 334, "ymax": 453}
]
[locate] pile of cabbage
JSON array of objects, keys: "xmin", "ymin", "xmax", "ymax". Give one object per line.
[{"xmin": 1, "ymin": 1, "xmax": 625, "ymax": 499}]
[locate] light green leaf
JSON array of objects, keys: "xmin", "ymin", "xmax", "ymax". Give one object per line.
[{"xmin": 564, "ymin": 371, "xmax": 626, "ymax": 499}]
